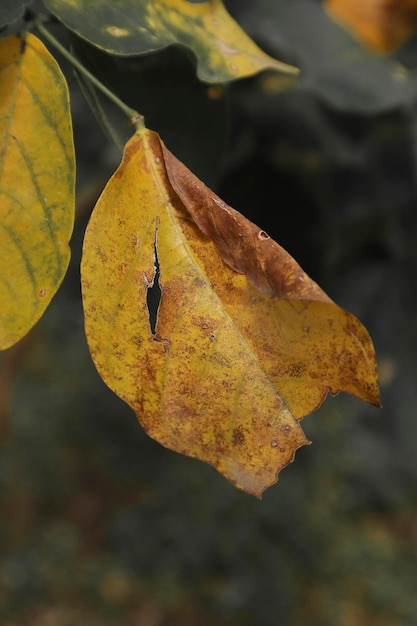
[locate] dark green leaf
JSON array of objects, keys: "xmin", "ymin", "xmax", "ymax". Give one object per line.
[
  {"xmin": 44, "ymin": 0, "xmax": 297, "ymax": 83},
  {"xmin": 0, "ymin": 0, "xmax": 31, "ymax": 29}
]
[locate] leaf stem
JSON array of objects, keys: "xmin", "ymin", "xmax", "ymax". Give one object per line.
[{"xmin": 34, "ymin": 18, "xmax": 144, "ymax": 130}]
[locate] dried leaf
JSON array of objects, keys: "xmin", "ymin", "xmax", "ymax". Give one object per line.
[
  {"xmin": 44, "ymin": 0, "xmax": 298, "ymax": 82},
  {"xmin": 326, "ymin": 0, "xmax": 417, "ymax": 52},
  {"xmin": 0, "ymin": 34, "xmax": 75, "ymax": 350},
  {"xmin": 81, "ymin": 127, "xmax": 379, "ymax": 497}
]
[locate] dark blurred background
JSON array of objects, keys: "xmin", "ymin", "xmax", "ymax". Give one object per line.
[{"xmin": 1, "ymin": 1, "xmax": 417, "ymax": 624}]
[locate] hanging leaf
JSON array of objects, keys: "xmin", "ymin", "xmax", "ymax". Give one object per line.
[
  {"xmin": 43, "ymin": 0, "xmax": 298, "ymax": 83},
  {"xmin": 0, "ymin": 34, "xmax": 75, "ymax": 350},
  {"xmin": 326, "ymin": 0, "xmax": 417, "ymax": 52},
  {"xmin": 81, "ymin": 126, "xmax": 379, "ymax": 497}
]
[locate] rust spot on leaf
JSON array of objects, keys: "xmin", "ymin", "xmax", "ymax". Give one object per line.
[
  {"xmin": 287, "ymin": 363, "xmax": 305, "ymax": 378},
  {"xmin": 233, "ymin": 427, "xmax": 245, "ymax": 447}
]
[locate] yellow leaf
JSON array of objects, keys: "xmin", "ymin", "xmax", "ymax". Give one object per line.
[
  {"xmin": 326, "ymin": 0, "xmax": 417, "ymax": 52},
  {"xmin": 0, "ymin": 34, "xmax": 75, "ymax": 349},
  {"xmin": 81, "ymin": 127, "xmax": 379, "ymax": 497},
  {"xmin": 44, "ymin": 0, "xmax": 298, "ymax": 82}
]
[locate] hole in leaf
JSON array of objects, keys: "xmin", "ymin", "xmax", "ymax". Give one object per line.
[
  {"xmin": 145, "ymin": 222, "xmax": 162, "ymax": 336},
  {"xmin": 258, "ymin": 230, "xmax": 270, "ymax": 240}
]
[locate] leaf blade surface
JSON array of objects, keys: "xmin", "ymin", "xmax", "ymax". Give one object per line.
[{"xmin": 0, "ymin": 34, "xmax": 75, "ymax": 349}]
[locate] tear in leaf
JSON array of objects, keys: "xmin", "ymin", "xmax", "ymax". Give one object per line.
[{"xmin": 145, "ymin": 222, "xmax": 162, "ymax": 336}]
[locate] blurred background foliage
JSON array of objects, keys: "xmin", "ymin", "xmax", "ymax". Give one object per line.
[{"xmin": 1, "ymin": 0, "xmax": 417, "ymax": 624}]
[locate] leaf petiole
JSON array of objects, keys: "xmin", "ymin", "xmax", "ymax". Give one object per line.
[{"xmin": 33, "ymin": 18, "xmax": 145, "ymax": 131}]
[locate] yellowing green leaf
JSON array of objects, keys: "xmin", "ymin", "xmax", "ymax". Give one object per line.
[
  {"xmin": 0, "ymin": 34, "xmax": 75, "ymax": 350},
  {"xmin": 81, "ymin": 128, "xmax": 379, "ymax": 497},
  {"xmin": 44, "ymin": 0, "xmax": 298, "ymax": 82}
]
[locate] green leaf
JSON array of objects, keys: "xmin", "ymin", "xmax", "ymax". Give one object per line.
[
  {"xmin": 0, "ymin": 34, "xmax": 75, "ymax": 349},
  {"xmin": 44, "ymin": 0, "xmax": 298, "ymax": 83},
  {"xmin": 0, "ymin": 0, "xmax": 31, "ymax": 30}
]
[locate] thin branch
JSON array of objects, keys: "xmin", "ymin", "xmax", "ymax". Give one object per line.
[{"xmin": 34, "ymin": 18, "xmax": 145, "ymax": 131}]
